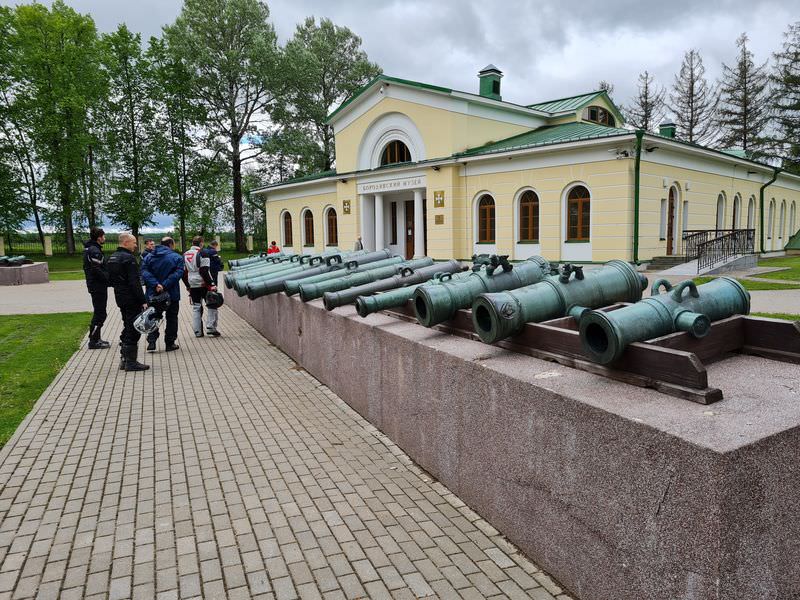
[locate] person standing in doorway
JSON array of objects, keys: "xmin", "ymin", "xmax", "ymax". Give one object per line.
[
  {"xmin": 183, "ymin": 236, "xmax": 221, "ymax": 337},
  {"xmin": 142, "ymin": 237, "xmax": 184, "ymax": 353},
  {"xmin": 82, "ymin": 227, "xmax": 110, "ymax": 349},
  {"xmin": 353, "ymin": 236, "xmax": 363, "ymax": 251},
  {"xmin": 107, "ymin": 232, "xmax": 150, "ymax": 371}
]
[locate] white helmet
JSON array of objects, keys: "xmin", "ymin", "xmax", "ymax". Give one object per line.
[{"xmin": 133, "ymin": 307, "xmax": 162, "ymax": 335}]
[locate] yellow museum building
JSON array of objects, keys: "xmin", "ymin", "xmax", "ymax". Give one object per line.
[{"xmin": 252, "ymin": 65, "xmax": 800, "ymax": 264}]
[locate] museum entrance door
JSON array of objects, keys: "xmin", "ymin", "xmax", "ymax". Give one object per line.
[{"xmin": 405, "ymin": 200, "xmax": 414, "ymax": 259}]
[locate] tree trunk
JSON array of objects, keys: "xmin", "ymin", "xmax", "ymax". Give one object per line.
[
  {"xmin": 60, "ymin": 178, "xmax": 75, "ymax": 254},
  {"xmin": 232, "ymin": 141, "xmax": 245, "ymax": 252},
  {"xmin": 88, "ymin": 145, "xmax": 96, "ymax": 228}
]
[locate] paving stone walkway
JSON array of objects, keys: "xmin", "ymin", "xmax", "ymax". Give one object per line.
[{"xmin": 0, "ymin": 306, "xmax": 572, "ymax": 599}]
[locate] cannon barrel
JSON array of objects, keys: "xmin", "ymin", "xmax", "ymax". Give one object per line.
[
  {"xmin": 323, "ymin": 260, "xmax": 465, "ymax": 311},
  {"xmin": 299, "ymin": 258, "xmax": 434, "ymax": 302},
  {"xmin": 471, "ymin": 260, "xmax": 648, "ymax": 344},
  {"xmin": 413, "ymin": 256, "xmax": 551, "ymax": 328},
  {"xmin": 283, "ymin": 256, "xmax": 404, "ymax": 296},
  {"xmin": 245, "ymin": 249, "xmax": 394, "ymax": 299},
  {"xmin": 232, "ymin": 249, "xmax": 381, "ymax": 295},
  {"xmin": 230, "ymin": 255, "xmax": 321, "ymax": 295},
  {"xmin": 229, "ymin": 255, "xmax": 287, "ymax": 272},
  {"xmin": 229, "ymin": 254, "xmax": 270, "ymax": 269},
  {"xmin": 355, "ymin": 270, "xmax": 472, "ymax": 317},
  {"xmin": 224, "ymin": 255, "xmax": 300, "ymax": 288},
  {"xmin": 579, "ymin": 277, "xmax": 750, "ymax": 365}
]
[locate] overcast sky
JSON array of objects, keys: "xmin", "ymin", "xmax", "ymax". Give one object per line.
[{"xmin": 3, "ymin": 0, "xmax": 798, "ymax": 109}]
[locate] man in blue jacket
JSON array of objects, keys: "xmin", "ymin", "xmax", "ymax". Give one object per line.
[{"xmin": 142, "ymin": 237, "xmax": 184, "ymax": 352}]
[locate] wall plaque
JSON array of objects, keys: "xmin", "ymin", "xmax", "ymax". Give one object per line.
[
  {"xmin": 342, "ymin": 200, "xmax": 351, "ymax": 214},
  {"xmin": 434, "ymin": 190, "xmax": 445, "ymax": 208},
  {"xmin": 434, "ymin": 214, "xmax": 444, "ymax": 225}
]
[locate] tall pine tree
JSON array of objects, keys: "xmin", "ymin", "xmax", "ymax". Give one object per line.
[
  {"xmin": 624, "ymin": 71, "xmax": 666, "ymax": 132},
  {"xmin": 670, "ymin": 49, "xmax": 718, "ymax": 145},
  {"xmin": 772, "ymin": 22, "xmax": 800, "ymax": 174},
  {"xmin": 717, "ymin": 33, "xmax": 770, "ymax": 155}
]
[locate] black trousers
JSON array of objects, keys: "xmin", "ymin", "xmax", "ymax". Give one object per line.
[
  {"xmin": 147, "ymin": 301, "xmax": 179, "ymax": 345},
  {"xmin": 89, "ymin": 289, "xmax": 108, "ymax": 328},
  {"xmin": 119, "ymin": 304, "xmax": 142, "ymax": 346}
]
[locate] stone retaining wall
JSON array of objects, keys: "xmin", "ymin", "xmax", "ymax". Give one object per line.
[{"xmin": 225, "ymin": 288, "xmax": 800, "ymax": 600}]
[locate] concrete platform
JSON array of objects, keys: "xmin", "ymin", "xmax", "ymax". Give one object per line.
[
  {"xmin": 226, "ymin": 289, "xmax": 800, "ymax": 600},
  {"xmin": 0, "ymin": 262, "xmax": 48, "ymax": 285}
]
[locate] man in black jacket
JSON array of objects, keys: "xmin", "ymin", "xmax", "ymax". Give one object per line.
[
  {"xmin": 107, "ymin": 232, "xmax": 150, "ymax": 372},
  {"xmin": 82, "ymin": 227, "xmax": 110, "ymax": 349}
]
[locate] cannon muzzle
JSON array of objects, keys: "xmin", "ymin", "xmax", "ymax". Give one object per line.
[
  {"xmin": 472, "ymin": 260, "xmax": 648, "ymax": 344},
  {"xmin": 579, "ymin": 276, "xmax": 750, "ymax": 365}
]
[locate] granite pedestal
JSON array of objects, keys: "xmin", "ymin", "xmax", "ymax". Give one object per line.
[
  {"xmin": 0, "ymin": 262, "xmax": 49, "ymax": 285},
  {"xmin": 226, "ymin": 289, "xmax": 800, "ymax": 600}
]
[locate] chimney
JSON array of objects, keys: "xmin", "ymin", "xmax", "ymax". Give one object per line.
[
  {"xmin": 478, "ymin": 64, "xmax": 503, "ymax": 101},
  {"xmin": 659, "ymin": 121, "xmax": 676, "ymax": 139}
]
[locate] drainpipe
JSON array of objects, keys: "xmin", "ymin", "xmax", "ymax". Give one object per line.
[
  {"xmin": 632, "ymin": 129, "xmax": 644, "ymax": 263},
  {"xmin": 759, "ymin": 167, "xmax": 780, "ymax": 253}
]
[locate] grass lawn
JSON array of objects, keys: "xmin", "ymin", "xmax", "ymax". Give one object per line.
[
  {"xmin": 753, "ymin": 255, "xmax": 800, "ymax": 281},
  {"xmin": 751, "ymin": 312, "xmax": 800, "ymax": 321},
  {"xmin": 693, "ymin": 276, "xmax": 800, "ymax": 291},
  {"xmin": 0, "ymin": 312, "xmax": 90, "ymax": 447}
]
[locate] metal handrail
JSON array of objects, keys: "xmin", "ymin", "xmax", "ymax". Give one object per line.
[{"xmin": 696, "ymin": 229, "xmax": 755, "ymax": 272}]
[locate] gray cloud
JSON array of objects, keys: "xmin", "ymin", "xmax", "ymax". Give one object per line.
[{"xmin": 4, "ymin": 0, "xmax": 797, "ymax": 110}]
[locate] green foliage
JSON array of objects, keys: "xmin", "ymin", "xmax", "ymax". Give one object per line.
[
  {"xmin": 772, "ymin": 22, "xmax": 800, "ymax": 174},
  {"xmin": 624, "ymin": 71, "xmax": 666, "ymax": 132},
  {"xmin": 717, "ymin": 33, "xmax": 771, "ymax": 155},
  {"xmin": 0, "ymin": 312, "xmax": 91, "ymax": 447},
  {"xmin": 165, "ymin": 0, "xmax": 282, "ymax": 251},
  {"xmin": 101, "ymin": 24, "xmax": 161, "ymax": 236},
  {"xmin": 276, "ymin": 17, "xmax": 381, "ymax": 173},
  {"xmin": 8, "ymin": 2, "xmax": 106, "ymax": 253},
  {"xmin": 670, "ymin": 49, "xmax": 718, "ymax": 145}
]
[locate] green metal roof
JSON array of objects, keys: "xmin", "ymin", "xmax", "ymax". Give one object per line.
[
  {"xmin": 254, "ymin": 169, "xmax": 337, "ymax": 192},
  {"xmin": 527, "ymin": 91, "xmax": 604, "ymax": 113},
  {"xmin": 456, "ymin": 121, "xmax": 632, "ymax": 157}
]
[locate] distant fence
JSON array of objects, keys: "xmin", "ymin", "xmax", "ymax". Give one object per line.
[{"xmin": 2, "ymin": 232, "xmax": 266, "ymax": 256}]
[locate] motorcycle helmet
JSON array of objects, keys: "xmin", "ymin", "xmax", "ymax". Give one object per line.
[
  {"xmin": 148, "ymin": 290, "xmax": 172, "ymax": 312},
  {"xmin": 133, "ymin": 307, "xmax": 162, "ymax": 335},
  {"xmin": 205, "ymin": 290, "xmax": 224, "ymax": 309}
]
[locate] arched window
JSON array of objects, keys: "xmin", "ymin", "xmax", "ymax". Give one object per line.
[
  {"xmin": 747, "ymin": 196, "xmax": 755, "ymax": 229},
  {"xmin": 518, "ymin": 190, "xmax": 540, "ymax": 242},
  {"xmin": 302, "ymin": 209, "xmax": 314, "ymax": 246},
  {"xmin": 282, "ymin": 212, "xmax": 293, "ymax": 247},
  {"xmin": 477, "ymin": 194, "xmax": 495, "ymax": 243},
  {"xmin": 380, "ymin": 140, "xmax": 411, "ymax": 166},
  {"xmin": 567, "ymin": 185, "xmax": 591, "ymax": 241},
  {"xmin": 716, "ymin": 193, "xmax": 726, "ymax": 230},
  {"xmin": 582, "ymin": 106, "xmax": 616, "ymax": 127},
  {"xmin": 732, "ymin": 194, "xmax": 741, "ymax": 229},
  {"xmin": 768, "ymin": 200, "xmax": 775, "ymax": 239},
  {"xmin": 326, "ymin": 207, "xmax": 338, "ymax": 246},
  {"xmin": 779, "ymin": 201, "xmax": 786, "ymax": 238},
  {"xmin": 791, "ymin": 202, "xmax": 797, "ymax": 235}
]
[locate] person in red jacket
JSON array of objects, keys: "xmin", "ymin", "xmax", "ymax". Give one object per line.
[{"xmin": 266, "ymin": 241, "xmax": 280, "ymax": 254}]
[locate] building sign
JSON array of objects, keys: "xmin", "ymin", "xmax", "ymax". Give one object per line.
[
  {"xmin": 435, "ymin": 214, "xmax": 444, "ymax": 225},
  {"xmin": 342, "ymin": 200, "xmax": 351, "ymax": 214},
  {"xmin": 357, "ymin": 176, "xmax": 425, "ymax": 195},
  {"xmin": 434, "ymin": 190, "xmax": 445, "ymax": 208}
]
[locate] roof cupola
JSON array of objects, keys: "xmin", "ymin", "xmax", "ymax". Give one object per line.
[{"xmin": 478, "ymin": 64, "xmax": 503, "ymax": 101}]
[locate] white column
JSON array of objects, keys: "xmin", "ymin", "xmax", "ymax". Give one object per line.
[
  {"xmin": 359, "ymin": 194, "xmax": 375, "ymax": 251},
  {"xmin": 413, "ymin": 189, "xmax": 425, "ymax": 258},
  {"xmin": 374, "ymin": 194, "xmax": 385, "ymax": 251}
]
